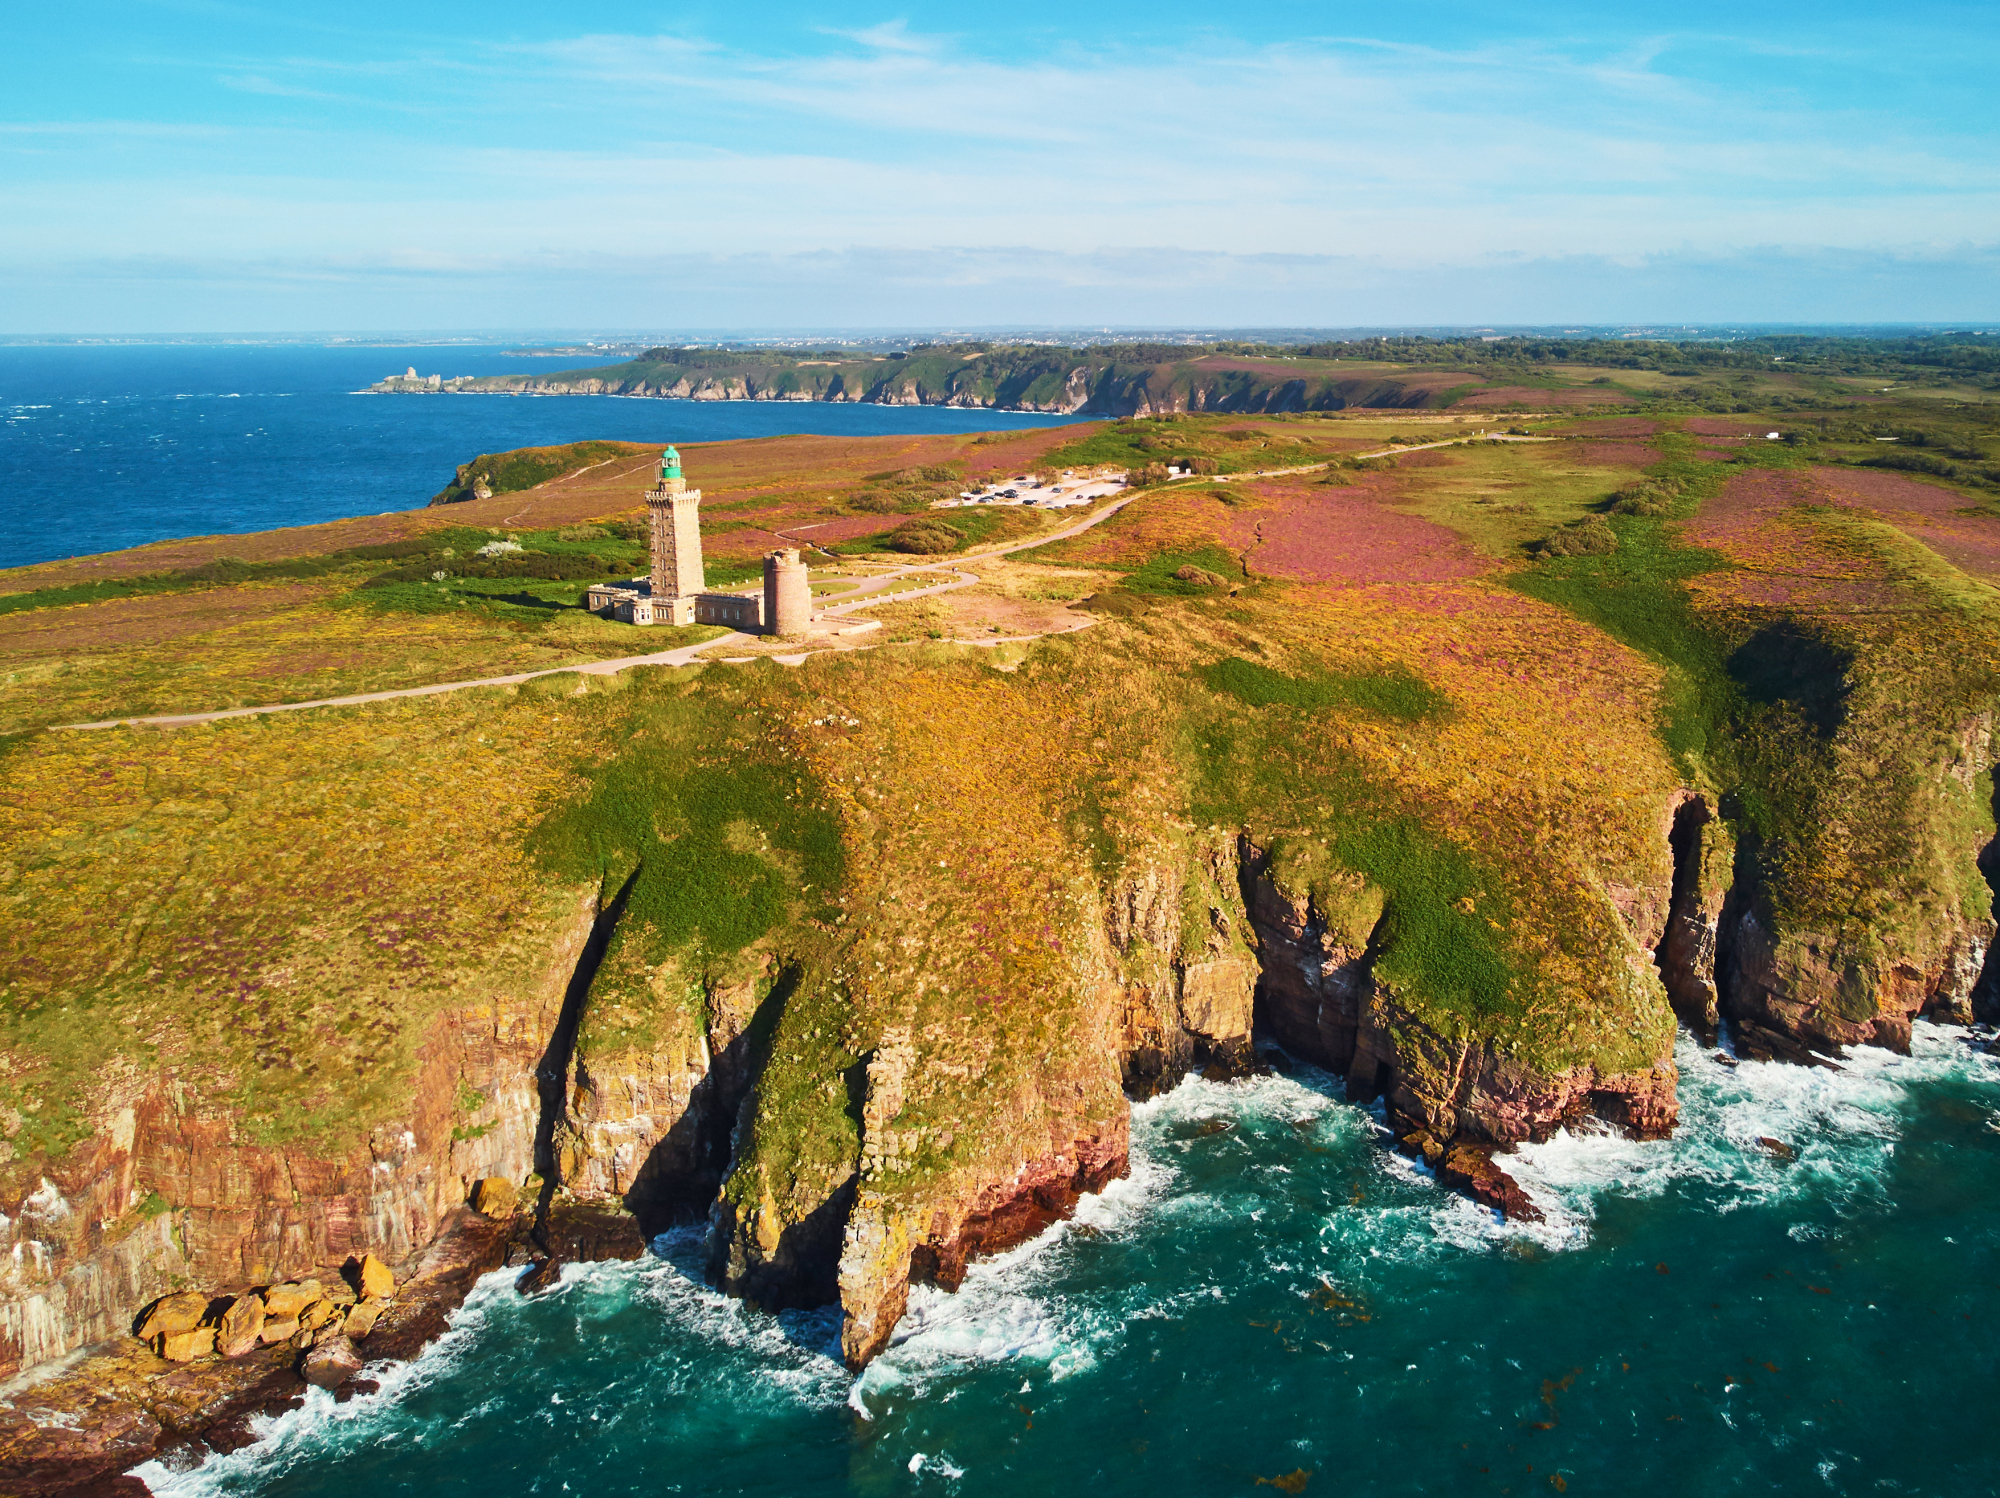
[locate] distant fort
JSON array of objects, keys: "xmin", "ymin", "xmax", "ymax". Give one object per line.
[{"xmin": 585, "ymin": 446, "xmax": 812, "ymax": 638}]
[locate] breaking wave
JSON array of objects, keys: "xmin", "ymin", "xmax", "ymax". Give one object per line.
[{"xmin": 135, "ymin": 1022, "xmax": 2000, "ymax": 1495}]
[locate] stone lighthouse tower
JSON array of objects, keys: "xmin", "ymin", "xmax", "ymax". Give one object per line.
[{"xmin": 646, "ymin": 445, "xmax": 704, "ymax": 624}]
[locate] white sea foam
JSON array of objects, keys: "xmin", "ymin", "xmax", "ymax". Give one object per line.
[
  {"xmin": 132, "ymin": 1268, "xmax": 510, "ymax": 1496},
  {"xmin": 1507, "ymin": 1022, "xmax": 1997, "ymax": 1231},
  {"xmin": 863, "ymin": 1023, "xmax": 2000, "ymax": 1408},
  {"xmin": 135, "ymin": 1025, "xmax": 1998, "ymax": 1488},
  {"xmin": 133, "ymin": 1243, "xmax": 854, "ymax": 1495}
]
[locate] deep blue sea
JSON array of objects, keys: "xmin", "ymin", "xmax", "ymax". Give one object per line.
[
  {"xmin": 137, "ymin": 1028, "xmax": 2000, "ymax": 1498},
  {"xmin": 0, "ymin": 344, "xmax": 1082, "ymax": 572}
]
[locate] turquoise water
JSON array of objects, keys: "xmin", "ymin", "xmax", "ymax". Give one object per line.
[
  {"xmin": 139, "ymin": 1026, "xmax": 2000, "ymax": 1497},
  {"xmin": 0, "ymin": 344, "xmax": 1081, "ymax": 571}
]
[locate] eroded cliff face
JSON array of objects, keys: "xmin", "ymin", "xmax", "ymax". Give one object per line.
[
  {"xmin": 0, "ymin": 890, "xmax": 598, "ymax": 1378},
  {"xmin": 1240, "ymin": 835, "xmax": 1679, "ymax": 1156},
  {"xmin": 425, "ymin": 365, "xmax": 1447, "ymax": 418},
  {"xmin": 1652, "ymin": 716, "xmax": 2000, "ymax": 1065}
]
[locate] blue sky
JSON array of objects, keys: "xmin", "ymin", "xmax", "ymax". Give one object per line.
[{"xmin": 4, "ymin": 2, "xmax": 1997, "ymax": 331}]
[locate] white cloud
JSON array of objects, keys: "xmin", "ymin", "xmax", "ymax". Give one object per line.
[{"xmin": 3, "ymin": 21, "xmax": 1995, "ymax": 328}]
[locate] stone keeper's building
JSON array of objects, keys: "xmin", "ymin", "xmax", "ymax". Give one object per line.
[{"xmin": 585, "ymin": 446, "xmax": 813, "ymax": 639}]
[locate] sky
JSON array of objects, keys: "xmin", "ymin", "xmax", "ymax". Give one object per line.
[{"xmin": 3, "ymin": 1, "xmax": 1997, "ymax": 332}]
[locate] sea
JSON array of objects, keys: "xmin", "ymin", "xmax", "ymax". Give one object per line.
[
  {"xmin": 131, "ymin": 1028, "xmax": 1999, "ymax": 1498},
  {"xmin": 0, "ymin": 343, "xmax": 1083, "ymax": 573},
  {"xmin": 10, "ymin": 346, "xmax": 2000, "ymax": 1497}
]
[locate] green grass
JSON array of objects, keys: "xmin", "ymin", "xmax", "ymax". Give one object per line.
[
  {"xmin": 431, "ymin": 441, "xmax": 649, "ymax": 505},
  {"xmin": 530, "ymin": 668, "xmax": 844, "ymax": 962},
  {"xmin": 1120, "ymin": 546, "xmax": 1243, "ymax": 596},
  {"xmin": 0, "ymin": 524, "xmax": 649, "ymax": 623},
  {"xmin": 1187, "ymin": 710, "xmax": 1519, "ymax": 1033},
  {"xmin": 1199, "ymin": 656, "xmax": 1450, "ymax": 722}
]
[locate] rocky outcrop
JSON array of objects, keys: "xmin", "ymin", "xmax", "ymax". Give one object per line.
[
  {"xmin": 1240, "ymin": 836, "xmax": 1677, "ymax": 1151},
  {"xmin": 0, "ymin": 1209, "xmax": 515, "ymax": 1496},
  {"xmin": 1238, "ymin": 832, "xmax": 1678, "ymax": 1219},
  {"xmin": 1106, "ymin": 838, "xmax": 1261, "ymax": 1096},
  {"xmin": 0, "ymin": 889, "xmax": 599, "ymax": 1380},
  {"xmin": 834, "ymin": 1074, "xmax": 1127, "ymax": 1370},
  {"xmin": 1715, "ymin": 719, "xmax": 1997, "ymax": 1061},
  {"xmin": 1722, "ymin": 909, "xmax": 1990, "ymax": 1060},
  {"xmin": 1656, "ymin": 793, "xmax": 1735, "ymax": 1038}
]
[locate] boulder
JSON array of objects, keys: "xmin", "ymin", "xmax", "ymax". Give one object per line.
[
  {"xmin": 516, "ymin": 1257, "xmax": 562, "ymax": 1295},
  {"xmin": 262, "ymin": 1280, "xmax": 323, "ymax": 1318},
  {"xmin": 349, "ymin": 1253, "xmax": 397, "ymax": 1302},
  {"xmin": 157, "ymin": 1326, "xmax": 216, "ymax": 1363},
  {"xmin": 216, "ymin": 1293, "xmax": 266, "ymax": 1358},
  {"xmin": 300, "ymin": 1297, "xmax": 340, "ymax": 1332},
  {"xmin": 258, "ymin": 1315, "xmax": 300, "ymax": 1345},
  {"xmin": 540, "ymin": 1201, "xmax": 648, "ymax": 1263},
  {"xmin": 300, "ymin": 1334, "xmax": 364, "ymax": 1390},
  {"xmin": 134, "ymin": 1290, "xmax": 210, "ymax": 1341},
  {"xmin": 343, "ymin": 1298, "xmax": 387, "ymax": 1341},
  {"xmin": 1437, "ymin": 1144, "xmax": 1545, "ymax": 1224},
  {"xmin": 470, "ymin": 1177, "xmax": 519, "ymax": 1219}
]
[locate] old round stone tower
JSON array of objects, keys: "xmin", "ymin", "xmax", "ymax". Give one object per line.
[{"xmin": 763, "ymin": 548, "xmax": 811, "ymax": 640}]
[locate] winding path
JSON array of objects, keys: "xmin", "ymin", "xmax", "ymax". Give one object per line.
[
  {"xmin": 58, "ymin": 495, "xmax": 1135, "ymax": 731},
  {"xmin": 57, "ymin": 432, "xmax": 1555, "ymax": 732}
]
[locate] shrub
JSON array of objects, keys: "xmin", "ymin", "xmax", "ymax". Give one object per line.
[
  {"xmin": 1130, "ymin": 463, "xmax": 1172, "ymax": 488},
  {"xmin": 1861, "ymin": 451, "xmax": 1960, "ymax": 478},
  {"xmin": 1199, "ymin": 656, "xmax": 1449, "ymax": 722},
  {"xmin": 1534, "ymin": 515, "xmax": 1620, "ymax": 558},
  {"xmin": 885, "ymin": 518, "xmax": 964, "ymax": 554},
  {"xmin": 1609, "ymin": 478, "xmax": 1684, "ymax": 517},
  {"xmin": 1172, "ymin": 564, "xmax": 1230, "ymax": 589}
]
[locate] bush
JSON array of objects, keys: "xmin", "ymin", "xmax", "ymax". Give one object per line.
[
  {"xmin": 1861, "ymin": 451, "xmax": 1959, "ymax": 478},
  {"xmin": 848, "ymin": 489, "xmax": 906, "ymax": 514},
  {"xmin": 1129, "ymin": 463, "xmax": 1172, "ymax": 488},
  {"xmin": 884, "ymin": 518, "xmax": 963, "ymax": 554},
  {"xmin": 1609, "ymin": 478, "xmax": 1684, "ymax": 517},
  {"xmin": 1172, "ymin": 564, "xmax": 1230, "ymax": 589},
  {"xmin": 1534, "ymin": 515, "xmax": 1620, "ymax": 558}
]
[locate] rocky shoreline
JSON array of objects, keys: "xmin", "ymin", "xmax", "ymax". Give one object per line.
[{"xmin": 0, "ymin": 1201, "xmax": 646, "ymax": 1496}]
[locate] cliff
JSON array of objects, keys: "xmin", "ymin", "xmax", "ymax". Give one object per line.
[{"xmin": 369, "ymin": 345, "xmax": 1491, "ymax": 417}]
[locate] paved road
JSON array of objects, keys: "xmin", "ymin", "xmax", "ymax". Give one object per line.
[{"xmin": 58, "ymin": 496, "xmax": 1135, "ymax": 731}]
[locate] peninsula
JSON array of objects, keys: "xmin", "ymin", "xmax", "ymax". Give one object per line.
[
  {"xmin": 1, "ymin": 380, "xmax": 1996, "ymax": 1491},
  {"xmin": 365, "ymin": 332, "xmax": 2000, "ymax": 416}
]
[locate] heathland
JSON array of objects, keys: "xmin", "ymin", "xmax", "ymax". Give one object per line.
[{"xmin": 1, "ymin": 362, "xmax": 1997, "ymax": 1484}]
